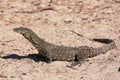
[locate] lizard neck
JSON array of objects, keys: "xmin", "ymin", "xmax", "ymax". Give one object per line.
[{"xmin": 23, "ymin": 30, "xmax": 46, "ymax": 51}]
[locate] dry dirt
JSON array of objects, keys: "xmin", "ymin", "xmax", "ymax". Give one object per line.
[{"xmin": 0, "ymin": 0, "xmax": 120, "ymax": 80}]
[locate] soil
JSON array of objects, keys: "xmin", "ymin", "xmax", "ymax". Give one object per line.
[{"xmin": 0, "ymin": 0, "xmax": 120, "ymax": 80}]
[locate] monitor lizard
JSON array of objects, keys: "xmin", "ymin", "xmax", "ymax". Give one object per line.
[{"xmin": 13, "ymin": 27, "xmax": 116, "ymax": 67}]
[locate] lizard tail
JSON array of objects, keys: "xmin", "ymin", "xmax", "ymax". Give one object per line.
[
  {"xmin": 93, "ymin": 39, "xmax": 116, "ymax": 54},
  {"xmin": 70, "ymin": 31, "xmax": 116, "ymax": 56}
]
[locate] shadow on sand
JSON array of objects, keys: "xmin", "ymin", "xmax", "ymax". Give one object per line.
[{"xmin": 0, "ymin": 54, "xmax": 48, "ymax": 62}]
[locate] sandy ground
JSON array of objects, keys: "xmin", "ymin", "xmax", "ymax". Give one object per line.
[{"xmin": 0, "ymin": 0, "xmax": 120, "ymax": 80}]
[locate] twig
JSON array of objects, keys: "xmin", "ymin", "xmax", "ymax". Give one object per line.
[
  {"xmin": 4, "ymin": 39, "xmax": 15, "ymax": 43},
  {"xmin": 68, "ymin": 30, "xmax": 93, "ymax": 41},
  {"xmin": 0, "ymin": 74, "xmax": 7, "ymax": 78},
  {"xmin": 1, "ymin": 39, "xmax": 15, "ymax": 45},
  {"xmin": 15, "ymin": 7, "xmax": 56, "ymax": 13}
]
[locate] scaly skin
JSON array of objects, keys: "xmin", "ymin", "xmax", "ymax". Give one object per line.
[{"xmin": 13, "ymin": 27, "xmax": 116, "ymax": 66}]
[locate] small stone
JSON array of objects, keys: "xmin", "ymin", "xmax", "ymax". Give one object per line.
[
  {"xmin": 22, "ymin": 73, "xmax": 27, "ymax": 75},
  {"xmin": 11, "ymin": 76, "xmax": 14, "ymax": 78}
]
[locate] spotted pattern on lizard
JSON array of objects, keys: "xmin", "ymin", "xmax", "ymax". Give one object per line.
[{"xmin": 13, "ymin": 27, "xmax": 116, "ymax": 67}]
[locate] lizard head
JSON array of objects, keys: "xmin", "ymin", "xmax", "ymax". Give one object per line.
[
  {"xmin": 13, "ymin": 27, "xmax": 33, "ymax": 38},
  {"xmin": 13, "ymin": 27, "xmax": 32, "ymax": 34}
]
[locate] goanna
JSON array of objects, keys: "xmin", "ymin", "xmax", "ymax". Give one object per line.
[{"xmin": 13, "ymin": 27, "xmax": 116, "ymax": 67}]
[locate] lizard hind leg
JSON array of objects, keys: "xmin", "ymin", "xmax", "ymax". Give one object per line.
[{"xmin": 67, "ymin": 55, "xmax": 81, "ymax": 68}]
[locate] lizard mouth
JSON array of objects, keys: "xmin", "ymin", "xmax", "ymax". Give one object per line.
[{"xmin": 13, "ymin": 28, "xmax": 21, "ymax": 33}]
